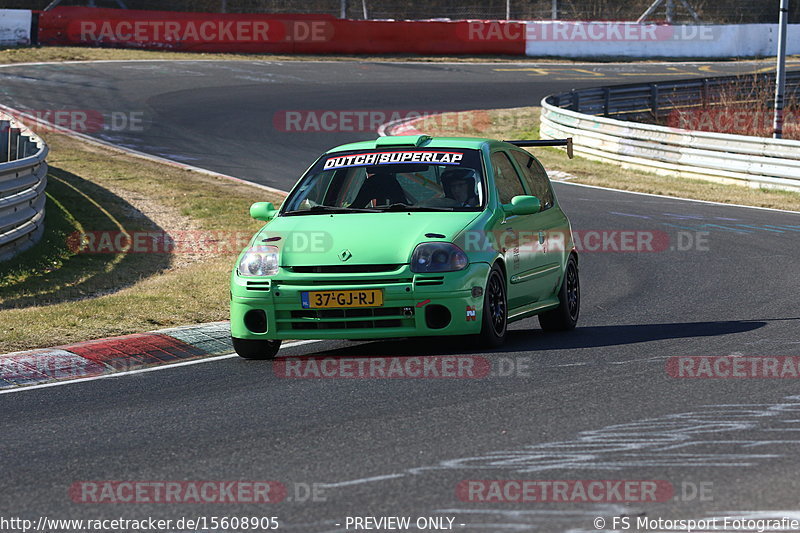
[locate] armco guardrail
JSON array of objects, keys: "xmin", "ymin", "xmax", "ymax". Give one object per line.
[
  {"xmin": 0, "ymin": 112, "xmax": 48, "ymax": 261},
  {"xmin": 540, "ymin": 72, "xmax": 800, "ymax": 192}
]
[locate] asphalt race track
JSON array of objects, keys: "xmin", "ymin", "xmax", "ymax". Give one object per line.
[
  {"xmin": 0, "ymin": 60, "xmax": 786, "ymax": 189},
  {"xmin": 1, "ymin": 60, "xmax": 800, "ymax": 532}
]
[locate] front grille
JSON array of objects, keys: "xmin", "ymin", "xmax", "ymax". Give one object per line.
[
  {"xmin": 276, "ymin": 307, "xmax": 413, "ymax": 331},
  {"xmin": 289, "ymin": 319, "xmax": 402, "ymax": 330},
  {"xmin": 291, "ymin": 308, "xmax": 401, "ymax": 318},
  {"xmin": 277, "ymin": 278, "xmax": 412, "ymax": 286},
  {"xmin": 287, "ymin": 264, "xmax": 403, "ymax": 274}
]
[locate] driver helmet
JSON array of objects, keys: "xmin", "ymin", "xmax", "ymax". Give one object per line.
[{"xmin": 441, "ymin": 168, "xmax": 478, "ymax": 200}]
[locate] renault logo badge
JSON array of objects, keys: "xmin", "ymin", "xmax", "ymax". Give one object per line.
[{"xmin": 339, "ymin": 249, "xmax": 352, "ymax": 262}]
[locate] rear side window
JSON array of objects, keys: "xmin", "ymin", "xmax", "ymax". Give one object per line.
[
  {"xmin": 491, "ymin": 152, "xmax": 525, "ymax": 205},
  {"xmin": 511, "ymin": 150, "xmax": 554, "ymax": 210}
]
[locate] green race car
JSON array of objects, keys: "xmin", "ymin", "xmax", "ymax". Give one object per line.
[{"xmin": 230, "ymin": 135, "xmax": 580, "ymax": 359}]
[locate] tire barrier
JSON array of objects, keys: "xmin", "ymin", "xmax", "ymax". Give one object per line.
[{"xmin": 0, "ymin": 112, "xmax": 48, "ymax": 262}]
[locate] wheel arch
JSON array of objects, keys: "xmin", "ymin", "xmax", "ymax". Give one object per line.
[{"xmin": 492, "ymin": 257, "xmax": 507, "ymax": 280}]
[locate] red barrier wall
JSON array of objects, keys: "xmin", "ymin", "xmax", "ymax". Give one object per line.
[{"xmin": 38, "ymin": 7, "xmax": 525, "ymax": 55}]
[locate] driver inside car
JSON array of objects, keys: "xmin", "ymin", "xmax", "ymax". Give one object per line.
[{"xmin": 439, "ymin": 168, "xmax": 479, "ymax": 207}]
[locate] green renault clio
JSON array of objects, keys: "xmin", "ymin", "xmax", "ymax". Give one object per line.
[{"xmin": 230, "ymin": 135, "xmax": 579, "ymax": 359}]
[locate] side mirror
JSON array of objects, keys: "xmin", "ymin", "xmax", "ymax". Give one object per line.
[
  {"xmin": 250, "ymin": 202, "xmax": 277, "ymax": 222},
  {"xmin": 503, "ymin": 195, "xmax": 541, "ymax": 216}
]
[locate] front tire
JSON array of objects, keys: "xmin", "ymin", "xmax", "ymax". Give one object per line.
[
  {"xmin": 232, "ymin": 337, "xmax": 282, "ymax": 360},
  {"xmin": 538, "ymin": 254, "xmax": 580, "ymax": 331},
  {"xmin": 479, "ymin": 264, "xmax": 508, "ymax": 347}
]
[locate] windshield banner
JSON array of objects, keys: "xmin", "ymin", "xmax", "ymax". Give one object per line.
[{"xmin": 323, "ymin": 151, "xmax": 464, "ymax": 170}]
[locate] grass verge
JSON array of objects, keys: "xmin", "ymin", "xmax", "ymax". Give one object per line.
[
  {"xmin": 4, "ymin": 46, "xmax": 799, "ymax": 65},
  {"xmin": 0, "ymin": 133, "xmax": 283, "ymax": 353},
  {"xmin": 415, "ymin": 106, "xmax": 800, "ymax": 212},
  {"xmin": 0, "ymin": 45, "xmax": 577, "ymax": 64}
]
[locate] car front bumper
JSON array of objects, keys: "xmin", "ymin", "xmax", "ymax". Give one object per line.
[{"xmin": 230, "ymin": 263, "xmax": 490, "ymax": 341}]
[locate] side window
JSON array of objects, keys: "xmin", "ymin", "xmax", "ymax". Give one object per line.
[
  {"xmin": 491, "ymin": 152, "xmax": 526, "ymax": 205},
  {"xmin": 511, "ymin": 150, "xmax": 555, "ymax": 210}
]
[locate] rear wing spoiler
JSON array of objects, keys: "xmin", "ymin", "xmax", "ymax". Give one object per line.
[{"xmin": 504, "ymin": 138, "xmax": 574, "ymax": 159}]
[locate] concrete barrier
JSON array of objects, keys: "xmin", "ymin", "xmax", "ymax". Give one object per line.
[{"xmin": 33, "ymin": 7, "xmax": 800, "ymax": 58}]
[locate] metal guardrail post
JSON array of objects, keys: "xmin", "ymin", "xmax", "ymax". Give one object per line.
[
  {"xmin": 9, "ymin": 128, "xmax": 19, "ymax": 162},
  {"xmin": 0, "ymin": 121, "xmax": 8, "ymax": 164},
  {"xmin": 774, "ymin": 0, "xmax": 789, "ymax": 139},
  {"xmin": 650, "ymin": 84, "xmax": 659, "ymax": 120}
]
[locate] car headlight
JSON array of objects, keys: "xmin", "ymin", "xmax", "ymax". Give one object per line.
[
  {"xmin": 238, "ymin": 245, "xmax": 279, "ymax": 277},
  {"xmin": 410, "ymin": 242, "xmax": 469, "ymax": 273}
]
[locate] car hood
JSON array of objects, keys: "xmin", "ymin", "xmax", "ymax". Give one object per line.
[{"xmin": 258, "ymin": 212, "xmax": 481, "ymax": 266}]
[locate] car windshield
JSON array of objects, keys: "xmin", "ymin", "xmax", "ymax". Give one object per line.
[{"xmin": 282, "ymin": 148, "xmax": 486, "ymax": 214}]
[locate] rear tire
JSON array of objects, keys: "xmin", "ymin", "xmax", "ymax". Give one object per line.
[
  {"xmin": 479, "ymin": 264, "xmax": 508, "ymax": 347},
  {"xmin": 538, "ymin": 254, "xmax": 580, "ymax": 331},
  {"xmin": 232, "ymin": 337, "xmax": 282, "ymax": 360}
]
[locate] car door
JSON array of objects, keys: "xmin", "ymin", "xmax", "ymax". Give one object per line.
[
  {"xmin": 509, "ymin": 149, "xmax": 566, "ymax": 301},
  {"xmin": 488, "ymin": 150, "xmax": 531, "ymax": 310}
]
